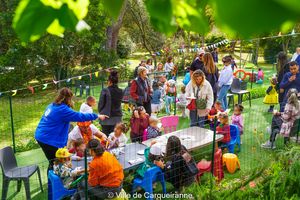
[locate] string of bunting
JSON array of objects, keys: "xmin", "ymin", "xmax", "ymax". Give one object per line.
[
  {"xmin": 0, "ymin": 68, "xmax": 109, "ymax": 97},
  {"xmin": 176, "ymin": 30, "xmax": 300, "ymax": 53}
]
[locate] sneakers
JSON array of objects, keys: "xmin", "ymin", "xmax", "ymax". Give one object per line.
[{"xmin": 261, "ymin": 141, "xmax": 276, "ymax": 149}]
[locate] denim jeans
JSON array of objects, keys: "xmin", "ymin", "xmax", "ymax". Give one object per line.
[
  {"xmin": 218, "ymin": 85, "xmax": 231, "ymax": 110},
  {"xmin": 189, "ymin": 110, "xmax": 205, "ymax": 127},
  {"xmin": 165, "ymin": 96, "xmax": 175, "ymax": 115}
]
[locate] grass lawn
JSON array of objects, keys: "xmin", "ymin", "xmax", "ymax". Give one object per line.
[{"xmin": 0, "ymin": 96, "xmax": 283, "ymax": 199}]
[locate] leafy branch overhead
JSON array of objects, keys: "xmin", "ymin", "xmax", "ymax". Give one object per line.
[{"xmin": 13, "ymin": 0, "xmax": 300, "ymax": 43}]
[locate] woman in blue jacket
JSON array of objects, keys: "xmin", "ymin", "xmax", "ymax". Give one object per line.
[{"xmin": 35, "ymin": 87, "xmax": 107, "ymax": 170}]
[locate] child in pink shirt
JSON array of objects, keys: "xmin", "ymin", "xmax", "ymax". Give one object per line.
[{"xmin": 231, "ymin": 104, "xmax": 244, "ymax": 142}]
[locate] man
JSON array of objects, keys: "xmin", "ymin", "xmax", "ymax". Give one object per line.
[
  {"xmin": 279, "ymin": 61, "xmax": 300, "ymax": 111},
  {"xmin": 130, "ymin": 66, "xmax": 152, "ymax": 115},
  {"xmin": 133, "ymin": 60, "xmax": 146, "ymax": 78},
  {"xmin": 212, "ymin": 48, "xmax": 219, "ymax": 63},
  {"xmin": 190, "ymin": 49, "xmax": 205, "ymax": 76}
]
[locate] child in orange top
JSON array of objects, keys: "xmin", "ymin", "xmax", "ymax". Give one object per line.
[
  {"xmin": 76, "ymin": 139, "xmax": 124, "ymax": 199},
  {"xmin": 216, "ymin": 112, "xmax": 231, "ymax": 144}
]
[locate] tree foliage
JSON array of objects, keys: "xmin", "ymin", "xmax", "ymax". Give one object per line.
[{"xmin": 13, "ymin": 0, "xmax": 300, "ymax": 43}]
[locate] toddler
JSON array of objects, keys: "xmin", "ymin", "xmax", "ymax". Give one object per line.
[
  {"xmin": 151, "ymin": 81, "xmax": 162, "ymax": 114},
  {"xmin": 130, "ymin": 106, "xmax": 150, "ymax": 143},
  {"xmin": 53, "ymin": 148, "xmax": 84, "ymax": 188},
  {"xmin": 165, "ymin": 79, "xmax": 177, "ymax": 115},
  {"xmin": 80, "ymin": 96, "xmax": 96, "ymax": 114},
  {"xmin": 135, "ymin": 142, "xmax": 165, "ymax": 178},
  {"xmin": 231, "ymin": 104, "xmax": 244, "ymax": 143},
  {"xmin": 177, "ymin": 86, "xmax": 187, "ymax": 118},
  {"xmin": 216, "ymin": 112, "xmax": 231, "ymax": 145},
  {"xmin": 146, "ymin": 116, "xmax": 163, "ymax": 140},
  {"xmin": 69, "ymin": 138, "xmax": 86, "ymax": 160},
  {"xmin": 108, "ymin": 122, "xmax": 129, "ymax": 148},
  {"xmin": 263, "ymin": 77, "xmax": 278, "ymax": 112},
  {"xmin": 209, "ymin": 101, "xmax": 224, "ymax": 130}
]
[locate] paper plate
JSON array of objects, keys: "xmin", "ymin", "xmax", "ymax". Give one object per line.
[{"xmin": 137, "ymin": 150, "xmax": 144, "ymax": 155}]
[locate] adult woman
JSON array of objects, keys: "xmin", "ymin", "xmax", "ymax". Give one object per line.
[
  {"xmin": 155, "ymin": 62, "xmax": 167, "ymax": 83},
  {"xmin": 203, "ymin": 52, "xmax": 219, "ymax": 102},
  {"xmin": 186, "ymin": 70, "xmax": 214, "ymax": 127},
  {"xmin": 276, "ymin": 52, "xmax": 290, "ymax": 109},
  {"xmin": 35, "ymin": 87, "xmax": 107, "ymax": 170},
  {"xmin": 164, "ymin": 136, "xmax": 196, "ymax": 191},
  {"xmin": 98, "ymin": 71, "xmax": 123, "ymax": 136},
  {"xmin": 217, "ymin": 56, "xmax": 233, "ymax": 110},
  {"xmin": 164, "ymin": 56, "xmax": 174, "ymax": 73},
  {"xmin": 130, "ymin": 66, "xmax": 152, "ymax": 115},
  {"xmin": 145, "ymin": 58, "xmax": 154, "ymax": 73}
]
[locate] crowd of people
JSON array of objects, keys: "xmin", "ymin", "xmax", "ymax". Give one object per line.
[{"xmin": 33, "ymin": 46, "xmax": 300, "ymax": 199}]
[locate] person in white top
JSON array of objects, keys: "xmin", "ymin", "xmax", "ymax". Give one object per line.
[
  {"xmin": 164, "ymin": 56, "xmax": 174, "ymax": 72},
  {"xmin": 217, "ymin": 56, "xmax": 233, "ymax": 110},
  {"xmin": 80, "ymin": 96, "xmax": 97, "ymax": 114},
  {"xmin": 67, "ymin": 121, "xmax": 107, "ymax": 148},
  {"xmin": 177, "ymin": 85, "xmax": 188, "ymax": 117},
  {"xmin": 186, "ymin": 70, "xmax": 213, "ymax": 127},
  {"xmin": 291, "ymin": 47, "xmax": 300, "ymax": 61},
  {"xmin": 108, "ymin": 122, "xmax": 128, "ymax": 148}
]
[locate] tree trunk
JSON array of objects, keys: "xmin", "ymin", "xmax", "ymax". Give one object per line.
[
  {"xmin": 105, "ymin": 0, "xmax": 128, "ymax": 52},
  {"xmin": 252, "ymin": 39, "xmax": 259, "ymax": 65}
]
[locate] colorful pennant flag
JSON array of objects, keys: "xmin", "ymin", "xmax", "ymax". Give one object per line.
[
  {"xmin": 42, "ymin": 84, "xmax": 48, "ymax": 90},
  {"xmin": 67, "ymin": 78, "xmax": 71, "ymax": 82},
  {"xmin": 78, "ymin": 76, "xmax": 82, "ymax": 80},
  {"xmin": 291, "ymin": 29, "xmax": 295, "ymax": 35},
  {"xmin": 53, "ymin": 80, "xmax": 58, "ymax": 84},
  {"xmin": 11, "ymin": 90, "xmax": 17, "ymax": 96},
  {"xmin": 0, "ymin": 92, "xmax": 2, "ymax": 97},
  {"xmin": 95, "ymin": 71, "xmax": 99, "ymax": 77},
  {"xmin": 27, "ymin": 86, "xmax": 34, "ymax": 94}
]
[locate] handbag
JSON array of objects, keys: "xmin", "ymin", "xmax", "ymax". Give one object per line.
[
  {"xmin": 181, "ymin": 151, "xmax": 199, "ymax": 177},
  {"xmin": 196, "ymin": 98, "xmax": 207, "ymax": 110},
  {"xmin": 194, "ymin": 86, "xmax": 207, "ymax": 110},
  {"xmin": 187, "ymin": 99, "xmax": 196, "ymax": 110}
]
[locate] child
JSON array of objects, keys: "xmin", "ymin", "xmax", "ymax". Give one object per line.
[
  {"xmin": 177, "ymin": 86, "xmax": 187, "ymax": 117},
  {"xmin": 257, "ymin": 68, "xmax": 264, "ymax": 81},
  {"xmin": 76, "ymin": 139, "xmax": 124, "ymax": 199},
  {"xmin": 216, "ymin": 112, "xmax": 231, "ymax": 145},
  {"xmin": 263, "ymin": 77, "xmax": 278, "ymax": 112},
  {"xmin": 146, "ymin": 116, "xmax": 163, "ymax": 140},
  {"xmin": 135, "ymin": 142, "xmax": 164, "ymax": 178},
  {"xmin": 53, "ymin": 148, "xmax": 84, "ymax": 188},
  {"xmin": 69, "ymin": 138, "xmax": 86, "ymax": 160},
  {"xmin": 209, "ymin": 101, "xmax": 224, "ymax": 130},
  {"xmin": 231, "ymin": 104, "xmax": 244, "ymax": 143},
  {"xmin": 164, "ymin": 136, "xmax": 196, "ymax": 190},
  {"xmin": 80, "ymin": 96, "xmax": 96, "ymax": 114},
  {"xmin": 130, "ymin": 106, "xmax": 150, "ymax": 143},
  {"xmin": 165, "ymin": 79, "xmax": 177, "ymax": 115},
  {"xmin": 151, "ymin": 81, "xmax": 162, "ymax": 115},
  {"xmin": 261, "ymin": 88, "xmax": 300, "ymax": 149},
  {"xmin": 108, "ymin": 122, "xmax": 129, "ymax": 148}
]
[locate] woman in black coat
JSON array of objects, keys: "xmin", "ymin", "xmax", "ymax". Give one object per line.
[
  {"xmin": 98, "ymin": 71, "xmax": 123, "ymax": 136},
  {"xmin": 203, "ymin": 52, "xmax": 219, "ymax": 102},
  {"xmin": 276, "ymin": 52, "xmax": 290, "ymax": 110}
]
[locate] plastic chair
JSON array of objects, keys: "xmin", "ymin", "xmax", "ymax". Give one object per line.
[
  {"xmin": 227, "ymin": 124, "xmax": 241, "ymax": 153},
  {"xmin": 160, "ymin": 116, "xmax": 179, "ymax": 134},
  {"xmin": 48, "ymin": 170, "xmax": 76, "ymax": 200},
  {"xmin": 0, "ymin": 146, "xmax": 43, "ymax": 200},
  {"xmin": 132, "ymin": 166, "xmax": 166, "ymax": 200},
  {"xmin": 230, "ymin": 78, "xmax": 251, "ymax": 107},
  {"xmin": 222, "ymin": 153, "xmax": 240, "ymax": 174},
  {"xmin": 196, "ymin": 148, "xmax": 224, "ymax": 182},
  {"xmin": 142, "ymin": 129, "xmax": 148, "ymax": 142}
]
